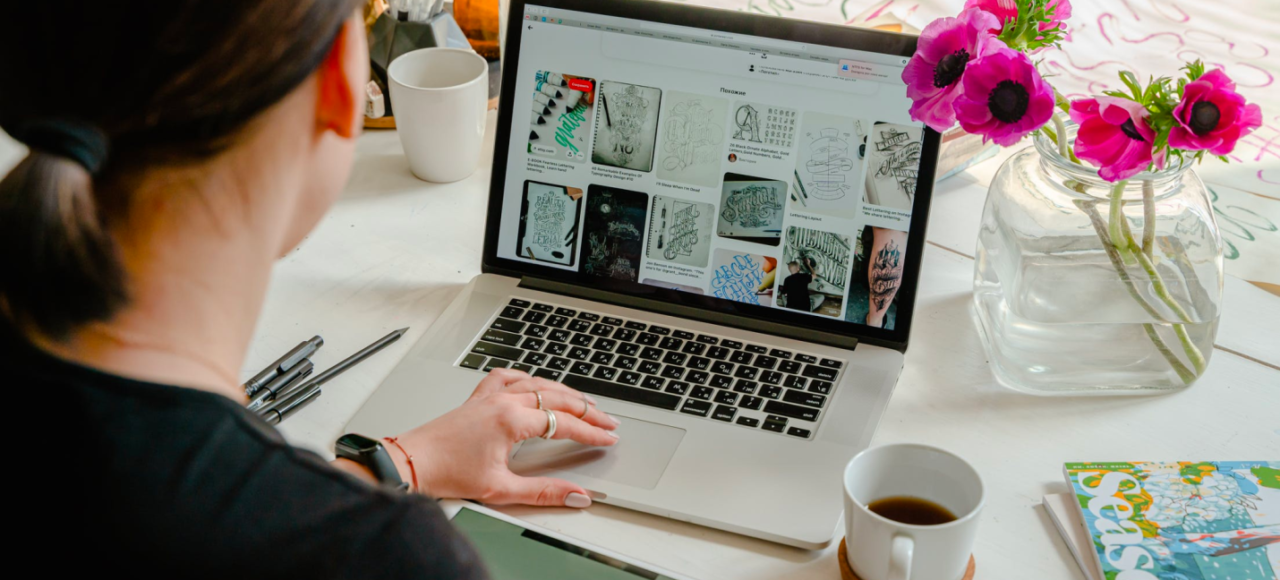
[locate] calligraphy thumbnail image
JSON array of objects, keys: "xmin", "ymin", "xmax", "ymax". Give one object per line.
[
  {"xmin": 657, "ymin": 91, "xmax": 729, "ymax": 188},
  {"xmin": 778, "ymin": 226, "xmax": 852, "ymax": 318},
  {"xmin": 864, "ymin": 122, "xmax": 923, "ymax": 212},
  {"xmin": 731, "ymin": 100, "xmax": 797, "ymax": 150},
  {"xmin": 516, "ymin": 181, "xmax": 583, "ymax": 266},
  {"xmin": 646, "ymin": 195, "xmax": 714, "ymax": 268},
  {"xmin": 844, "ymin": 225, "xmax": 907, "ymax": 330},
  {"xmin": 528, "ymin": 71, "xmax": 596, "ymax": 163},
  {"xmin": 580, "ymin": 185, "xmax": 650, "ymax": 282},
  {"xmin": 792, "ymin": 111, "xmax": 866, "ymax": 219},
  {"xmin": 709, "ymin": 248, "xmax": 778, "ymax": 306},
  {"xmin": 592, "ymin": 81, "xmax": 662, "ymax": 172},
  {"xmin": 717, "ymin": 172, "xmax": 787, "ymax": 247}
]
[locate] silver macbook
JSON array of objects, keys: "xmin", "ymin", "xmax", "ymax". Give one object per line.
[{"xmin": 347, "ymin": 0, "xmax": 939, "ymax": 549}]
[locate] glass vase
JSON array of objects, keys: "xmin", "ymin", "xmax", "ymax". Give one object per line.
[{"xmin": 972, "ymin": 128, "xmax": 1224, "ymax": 395}]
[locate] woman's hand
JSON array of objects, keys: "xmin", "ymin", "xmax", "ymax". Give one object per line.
[{"xmin": 388, "ymin": 369, "xmax": 619, "ymax": 508}]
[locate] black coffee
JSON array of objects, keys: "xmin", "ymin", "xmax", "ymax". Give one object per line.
[{"xmin": 868, "ymin": 496, "xmax": 957, "ymax": 526}]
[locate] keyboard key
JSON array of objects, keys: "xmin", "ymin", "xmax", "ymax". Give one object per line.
[
  {"xmin": 680, "ymin": 399, "xmax": 711, "ymax": 417},
  {"xmin": 639, "ymin": 347, "xmax": 663, "ymax": 361},
  {"xmin": 638, "ymin": 360, "xmax": 662, "ymax": 375},
  {"xmin": 593, "ymin": 338, "xmax": 617, "ymax": 352},
  {"xmin": 624, "ymin": 321, "xmax": 647, "ymax": 331},
  {"xmin": 787, "ymin": 427, "xmax": 812, "ymax": 438},
  {"xmin": 471, "ymin": 341, "xmax": 524, "ymax": 361},
  {"xmin": 460, "ymin": 353, "xmax": 486, "ymax": 369},
  {"xmin": 714, "ymin": 391, "xmax": 739, "ymax": 405},
  {"xmin": 523, "ymin": 352, "xmax": 548, "ymax": 366},
  {"xmin": 659, "ymin": 337, "xmax": 683, "ymax": 351},
  {"xmin": 554, "ymin": 307, "xmax": 577, "ymax": 317},
  {"xmin": 568, "ymin": 347, "xmax": 591, "ymax": 360},
  {"xmin": 784, "ymin": 375, "xmax": 807, "ymax": 389},
  {"xmin": 590, "ymin": 323, "xmax": 614, "ymax": 337},
  {"xmin": 660, "ymin": 365, "xmax": 685, "ymax": 380},
  {"xmin": 779, "ymin": 360, "xmax": 802, "ymax": 374},
  {"xmin": 523, "ymin": 324, "xmax": 548, "ymax": 338},
  {"xmin": 736, "ymin": 416, "xmax": 760, "ymax": 428},
  {"xmin": 509, "ymin": 298, "xmax": 531, "ymax": 308},
  {"xmin": 680, "ymin": 342, "xmax": 706, "ymax": 356},
  {"xmin": 501, "ymin": 306, "xmax": 524, "ymax": 319},
  {"xmin": 617, "ymin": 343, "xmax": 640, "ymax": 356},
  {"xmin": 709, "ymin": 375, "xmax": 734, "ymax": 389},
  {"xmin": 531, "ymin": 303, "xmax": 554, "ymax": 313},
  {"xmin": 760, "ymin": 371, "xmax": 783, "ymax": 385},
  {"xmin": 547, "ymin": 357, "xmax": 570, "ymax": 371},
  {"xmin": 613, "ymin": 328, "xmax": 637, "ymax": 342},
  {"xmin": 512, "ymin": 363, "xmax": 534, "ymax": 373},
  {"xmin": 648, "ymin": 325, "xmax": 671, "ymax": 336},
  {"xmin": 544, "ymin": 315, "xmax": 568, "ymax": 329},
  {"xmin": 482, "ymin": 329, "xmax": 523, "ymax": 347},
  {"xmin": 613, "ymin": 356, "xmax": 637, "ymax": 370},
  {"xmin": 569, "ymin": 362, "xmax": 594, "ymax": 376},
  {"xmin": 706, "ymin": 346, "xmax": 730, "ymax": 360},
  {"xmin": 592, "ymin": 366, "xmax": 619, "ymax": 381},
  {"xmin": 752, "ymin": 356, "xmax": 778, "ymax": 370},
  {"xmin": 732, "ymin": 380, "xmax": 758, "ymax": 394},
  {"xmin": 685, "ymin": 370, "xmax": 709, "ymax": 385},
  {"xmin": 783, "ymin": 389, "xmax": 827, "ymax": 408},
  {"xmin": 696, "ymin": 334, "xmax": 719, "ymax": 344},
  {"xmin": 483, "ymin": 358, "xmax": 510, "ymax": 371},
  {"xmin": 729, "ymin": 351, "xmax": 753, "ymax": 365},
  {"xmin": 770, "ymin": 349, "xmax": 792, "ymax": 359},
  {"xmin": 520, "ymin": 338, "xmax": 546, "ymax": 351},
  {"xmin": 686, "ymin": 356, "xmax": 710, "ymax": 371},
  {"xmin": 801, "ymin": 364, "xmax": 838, "ymax": 381},
  {"xmin": 664, "ymin": 381, "xmax": 689, "ymax": 395},
  {"xmin": 712, "ymin": 405, "xmax": 737, "ymax": 422},
  {"xmin": 618, "ymin": 371, "xmax": 642, "ymax": 386},
  {"xmin": 690, "ymin": 386, "xmax": 714, "ymax": 400},
  {"xmin": 767, "ymin": 414, "xmax": 789, "ymax": 424},
  {"xmin": 796, "ymin": 354, "xmax": 817, "ymax": 364},
  {"xmin": 809, "ymin": 380, "xmax": 833, "ymax": 395},
  {"xmin": 662, "ymin": 352, "xmax": 688, "ymax": 366},
  {"xmin": 589, "ymin": 352, "xmax": 614, "ymax": 365},
  {"xmin": 545, "ymin": 342, "xmax": 568, "ymax": 356},
  {"xmin": 490, "ymin": 318, "xmax": 526, "ymax": 333},
  {"xmin": 548, "ymin": 329, "xmax": 571, "ymax": 343},
  {"xmin": 738, "ymin": 395, "xmax": 763, "ymax": 410},
  {"xmin": 640, "ymin": 376, "xmax": 665, "ymax": 390},
  {"xmin": 733, "ymin": 366, "xmax": 759, "ymax": 380},
  {"xmin": 710, "ymin": 361, "xmax": 734, "ymax": 375},
  {"xmin": 577, "ymin": 312, "xmax": 600, "ymax": 322},
  {"xmin": 760, "ymin": 385, "xmax": 783, "ymax": 399},
  {"xmin": 570, "ymin": 334, "xmax": 594, "ymax": 347},
  {"xmin": 762, "ymin": 419, "xmax": 786, "ymax": 433},
  {"xmin": 820, "ymin": 358, "xmax": 843, "ymax": 369},
  {"xmin": 561, "ymin": 374, "xmax": 682, "ymax": 411},
  {"xmin": 568, "ymin": 319, "xmax": 592, "ymax": 333},
  {"xmin": 636, "ymin": 333, "xmax": 660, "ymax": 346},
  {"xmin": 602, "ymin": 316, "xmax": 624, "ymax": 326},
  {"xmin": 721, "ymin": 339, "xmax": 744, "ymax": 350},
  {"xmin": 764, "ymin": 400, "xmax": 819, "ymax": 422},
  {"xmin": 533, "ymin": 368, "xmax": 562, "ymax": 380},
  {"xmin": 521, "ymin": 310, "xmax": 547, "ymax": 324},
  {"xmin": 745, "ymin": 344, "xmax": 768, "ymax": 354}
]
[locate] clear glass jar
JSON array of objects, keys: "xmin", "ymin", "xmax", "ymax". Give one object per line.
[{"xmin": 972, "ymin": 128, "xmax": 1224, "ymax": 395}]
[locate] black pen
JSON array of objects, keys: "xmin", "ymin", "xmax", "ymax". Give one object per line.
[
  {"xmin": 246, "ymin": 359, "xmax": 314, "ymax": 412},
  {"xmin": 258, "ymin": 382, "xmax": 323, "ymax": 425},
  {"xmin": 243, "ymin": 336, "xmax": 323, "ymax": 396},
  {"xmin": 258, "ymin": 327, "xmax": 408, "ymax": 423}
]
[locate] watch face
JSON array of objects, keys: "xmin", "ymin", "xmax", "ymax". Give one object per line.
[{"xmin": 336, "ymin": 433, "xmax": 380, "ymax": 455}]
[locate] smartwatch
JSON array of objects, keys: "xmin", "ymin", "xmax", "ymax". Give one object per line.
[{"xmin": 335, "ymin": 433, "xmax": 409, "ymax": 492}]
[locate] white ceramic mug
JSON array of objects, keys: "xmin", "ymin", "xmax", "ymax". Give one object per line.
[
  {"xmin": 388, "ymin": 47, "xmax": 488, "ymax": 183},
  {"xmin": 843, "ymin": 444, "xmax": 985, "ymax": 580}
]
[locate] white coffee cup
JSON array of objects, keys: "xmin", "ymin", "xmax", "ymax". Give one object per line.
[
  {"xmin": 843, "ymin": 444, "xmax": 985, "ymax": 580},
  {"xmin": 388, "ymin": 47, "xmax": 489, "ymax": 183}
]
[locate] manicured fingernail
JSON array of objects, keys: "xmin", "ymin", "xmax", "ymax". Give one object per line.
[
  {"xmin": 605, "ymin": 430, "xmax": 619, "ymax": 439},
  {"xmin": 585, "ymin": 394, "xmax": 599, "ymax": 406},
  {"xmin": 606, "ymin": 414, "xmax": 621, "ymax": 427},
  {"xmin": 566, "ymin": 492, "xmax": 592, "ymax": 508}
]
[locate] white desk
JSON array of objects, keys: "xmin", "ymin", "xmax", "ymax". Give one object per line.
[{"xmin": 247, "ymin": 112, "xmax": 1279, "ymax": 580}]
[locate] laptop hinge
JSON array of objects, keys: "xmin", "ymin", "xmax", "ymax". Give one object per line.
[{"xmin": 518, "ymin": 277, "xmax": 860, "ymax": 351}]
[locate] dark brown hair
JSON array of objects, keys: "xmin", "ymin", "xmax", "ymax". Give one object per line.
[{"xmin": 0, "ymin": 1, "xmax": 361, "ymax": 339}]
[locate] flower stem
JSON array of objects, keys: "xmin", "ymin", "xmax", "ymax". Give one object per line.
[
  {"xmin": 1051, "ymin": 112, "xmax": 1070, "ymax": 159},
  {"xmin": 1142, "ymin": 179, "xmax": 1155, "ymax": 258},
  {"xmin": 1108, "ymin": 181, "xmax": 1129, "ymax": 253},
  {"xmin": 1143, "ymin": 324, "xmax": 1198, "ymax": 384}
]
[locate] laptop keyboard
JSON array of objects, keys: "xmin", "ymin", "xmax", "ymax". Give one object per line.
[{"xmin": 456, "ymin": 297, "xmax": 846, "ymax": 440}]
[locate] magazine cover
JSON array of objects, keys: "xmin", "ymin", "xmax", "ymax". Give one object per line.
[{"xmin": 1064, "ymin": 461, "xmax": 1280, "ymax": 580}]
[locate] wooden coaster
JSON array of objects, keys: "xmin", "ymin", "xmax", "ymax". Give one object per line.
[{"xmin": 838, "ymin": 538, "xmax": 975, "ymax": 580}]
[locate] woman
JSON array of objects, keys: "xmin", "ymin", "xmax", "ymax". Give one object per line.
[{"xmin": 0, "ymin": 1, "xmax": 618, "ymax": 576}]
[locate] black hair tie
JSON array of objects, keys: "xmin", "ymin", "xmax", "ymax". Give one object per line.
[{"xmin": 16, "ymin": 119, "xmax": 110, "ymax": 175}]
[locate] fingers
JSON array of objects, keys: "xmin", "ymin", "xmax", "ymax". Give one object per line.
[
  {"xmin": 520, "ymin": 408, "xmax": 619, "ymax": 447},
  {"xmin": 502, "ymin": 377, "xmax": 599, "ymax": 407},
  {"xmin": 471, "ymin": 368, "xmax": 532, "ymax": 398},
  {"xmin": 514, "ymin": 390, "xmax": 618, "ymax": 431},
  {"xmin": 485, "ymin": 474, "xmax": 593, "ymax": 508}
]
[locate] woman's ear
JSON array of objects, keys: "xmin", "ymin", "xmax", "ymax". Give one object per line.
[{"xmin": 314, "ymin": 16, "xmax": 366, "ymax": 139}]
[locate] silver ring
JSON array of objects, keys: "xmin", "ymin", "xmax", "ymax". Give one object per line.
[
  {"xmin": 540, "ymin": 409, "xmax": 558, "ymax": 439},
  {"xmin": 578, "ymin": 394, "xmax": 590, "ymax": 419},
  {"xmin": 534, "ymin": 390, "xmax": 543, "ymax": 410}
]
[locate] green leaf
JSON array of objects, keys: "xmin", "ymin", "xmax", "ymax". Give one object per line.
[{"xmin": 1119, "ymin": 71, "xmax": 1144, "ymax": 101}]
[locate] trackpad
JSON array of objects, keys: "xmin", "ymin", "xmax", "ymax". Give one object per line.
[{"xmin": 509, "ymin": 417, "xmax": 684, "ymax": 490}]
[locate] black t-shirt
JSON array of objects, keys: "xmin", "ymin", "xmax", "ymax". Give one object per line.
[
  {"xmin": 6, "ymin": 327, "xmax": 487, "ymax": 579},
  {"xmin": 780, "ymin": 272, "xmax": 812, "ymax": 311}
]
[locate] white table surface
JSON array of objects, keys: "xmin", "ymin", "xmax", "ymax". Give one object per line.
[{"xmin": 1, "ymin": 112, "xmax": 1276, "ymax": 579}]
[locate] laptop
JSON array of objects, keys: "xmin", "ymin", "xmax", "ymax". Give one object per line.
[{"xmin": 347, "ymin": 0, "xmax": 939, "ymax": 549}]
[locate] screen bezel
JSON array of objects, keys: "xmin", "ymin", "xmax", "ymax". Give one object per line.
[{"xmin": 483, "ymin": 0, "xmax": 939, "ymax": 352}]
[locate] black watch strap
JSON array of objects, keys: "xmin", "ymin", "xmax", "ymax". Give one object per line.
[{"xmin": 335, "ymin": 433, "xmax": 409, "ymax": 492}]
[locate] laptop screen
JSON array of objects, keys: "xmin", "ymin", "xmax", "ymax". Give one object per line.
[{"xmin": 486, "ymin": 0, "xmax": 937, "ymax": 348}]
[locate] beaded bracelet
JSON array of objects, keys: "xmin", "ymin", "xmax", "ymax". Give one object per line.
[{"xmin": 382, "ymin": 436, "xmax": 420, "ymax": 493}]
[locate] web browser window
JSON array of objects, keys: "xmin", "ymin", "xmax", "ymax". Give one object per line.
[{"xmin": 497, "ymin": 3, "xmax": 925, "ymax": 332}]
